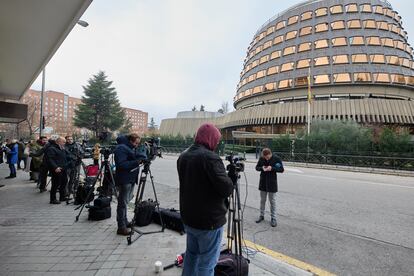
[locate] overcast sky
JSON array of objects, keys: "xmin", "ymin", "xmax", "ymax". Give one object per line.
[{"xmin": 31, "ymin": 0, "xmax": 414, "ymax": 126}]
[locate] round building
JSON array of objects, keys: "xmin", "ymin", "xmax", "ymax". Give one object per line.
[{"xmin": 160, "ymin": 0, "xmax": 414, "ymax": 138}]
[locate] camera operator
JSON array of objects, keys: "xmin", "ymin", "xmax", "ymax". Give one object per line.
[
  {"xmin": 177, "ymin": 123, "xmax": 234, "ymax": 276},
  {"xmin": 65, "ymin": 135, "xmax": 84, "ymax": 199},
  {"xmin": 30, "ymin": 136, "xmax": 51, "ymax": 192},
  {"xmin": 114, "ymin": 133, "xmax": 147, "ymax": 236},
  {"xmin": 255, "ymin": 148, "xmax": 284, "ymax": 227},
  {"xmin": 45, "ymin": 137, "xmax": 68, "ymax": 204}
]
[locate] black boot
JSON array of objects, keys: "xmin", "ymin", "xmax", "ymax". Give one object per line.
[{"xmin": 255, "ymin": 216, "xmax": 264, "ymax": 223}]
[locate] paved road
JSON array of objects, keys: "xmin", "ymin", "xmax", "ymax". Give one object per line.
[{"xmin": 149, "ymin": 154, "xmax": 414, "ymax": 276}]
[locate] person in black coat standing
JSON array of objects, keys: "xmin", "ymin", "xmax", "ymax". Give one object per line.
[
  {"xmin": 45, "ymin": 137, "xmax": 68, "ymax": 204},
  {"xmin": 255, "ymin": 148, "xmax": 284, "ymax": 227},
  {"xmin": 177, "ymin": 123, "xmax": 234, "ymax": 276}
]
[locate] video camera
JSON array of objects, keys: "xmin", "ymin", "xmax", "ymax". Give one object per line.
[
  {"xmin": 226, "ymin": 153, "xmax": 245, "ymax": 183},
  {"xmin": 143, "ymin": 137, "xmax": 162, "ymax": 162},
  {"xmin": 100, "ymin": 146, "xmax": 115, "ymax": 160}
]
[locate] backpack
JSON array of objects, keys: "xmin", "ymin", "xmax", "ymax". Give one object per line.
[{"xmin": 215, "ymin": 250, "xmax": 249, "ymax": 276}]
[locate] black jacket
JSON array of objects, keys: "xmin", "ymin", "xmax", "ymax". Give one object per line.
[
  {"xmin": 255, "ymin": 155, "xmax": 284, "ymax": 193},
  {"xmin": 177, "ymin": 144, "xmax": 233, "ymax": 230},
  {"xmin": 45, "ymin": 141, "xmax": 67, "ymax": 172},
  {"xmin": 114, "ymin": 136, "xmax": 147, "ymax": 185},
  {"xmin": 65, "ymin": 142, "xmax": 84, "ymax": 168}
]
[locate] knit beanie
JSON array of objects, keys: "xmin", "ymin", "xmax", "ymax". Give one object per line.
[{"xmin": 194, "ymin": 123, "xmax": 221, "ymax": 151}]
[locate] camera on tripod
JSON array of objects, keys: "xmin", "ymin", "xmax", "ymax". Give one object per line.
[
  {"xmin": 226, "ymin": 153, "xmax": 245, "ymax": 173},
  {"xmin": 100, "ymin": 146, "xmax": 114, "ymax": 160},
  {"xmin": 144, "ymin": 138, "xmax": 162, "ymax": 162}
]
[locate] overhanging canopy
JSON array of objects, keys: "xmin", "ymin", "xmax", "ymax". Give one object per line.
[{"xmin": 0, "ymin": 0, "xmax": 92, "ymax": 122}]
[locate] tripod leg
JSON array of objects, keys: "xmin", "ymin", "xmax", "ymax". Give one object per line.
[
  {"xmin": 75, "ymin": 165, "xmax": 103, "ymax": 221},
  {"xmin": 148, "ymin": 169, "xmax": 164, "ymax": 230},
  {"xmin": 127, "ymin": 170, "xmax": 147, "ymax": 245}
]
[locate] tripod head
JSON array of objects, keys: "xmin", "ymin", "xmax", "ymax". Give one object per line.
[{"xmin": 226, "ymin": 153, "xmax": 245, "ymax": 185}]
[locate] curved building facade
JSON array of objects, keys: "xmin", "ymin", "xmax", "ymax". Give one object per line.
[{"xmin": 160, "ymin": 0, "xmax": 414, "ymax": 138}]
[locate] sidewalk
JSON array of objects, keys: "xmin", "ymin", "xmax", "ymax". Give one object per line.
[{"xmin": 0, "ymin": 164, "xmax": 310, "ymax": 276}]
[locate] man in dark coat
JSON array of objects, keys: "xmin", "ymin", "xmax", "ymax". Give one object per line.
[
  {"xmin": 114, "ymin": 134, "xmax": 146, "ymax": 235},
  {"xmin": 17, "ymin": 139, "xmax": 26, "ymax": 170},
  {"xmin": 177, "ymin": 123, "xmax": 234, "ymax": 276},
  {"xmin": 45, "ymin": 137, "xmax": 68, "ymax": 204},
  {"xmin": 255, "ymin": 148, "xmax": 284, "ymax": 227},
  {"xmin": 65, "ymin": 135, "xmax": 84, "ymax": 199},
  {"xmin": 30, "ymin": 136, "xmax": 50, "ymax": 192}
]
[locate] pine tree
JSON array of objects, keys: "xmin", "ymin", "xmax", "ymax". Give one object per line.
[{"xmin": 74, "ymin": 71, "xmax": 126, "ymax": 138}]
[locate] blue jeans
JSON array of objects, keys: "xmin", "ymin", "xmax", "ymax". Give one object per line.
[
  {"xmin": 117, "ymin": 182, "xmax": 134, "ymax": 228},
  {"xmin": 9, "ymin": 163, "xmax": 16, "ymax": 176},
  {"xmin": 182, "ymin": 225, "xmax": 223, "ymax": 276}
]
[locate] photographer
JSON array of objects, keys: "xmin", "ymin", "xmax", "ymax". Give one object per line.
[
  {"xmin": 114, "ymin": 133, "xmax": 146, "ymax": 236},
  {"xmin": 65, "ymin": 135, "xmax": 84, "ymax": 199},
  {"xmin": 177, "ymin": 123, "xmax": 233, "ymax": 276},
  {"xmin": 255, "ymin": 148, "xmax": 284, "ymax": 227},
  {"xmin": 45, "ymin": 137, "xmax": 68, "ymax": 204}
]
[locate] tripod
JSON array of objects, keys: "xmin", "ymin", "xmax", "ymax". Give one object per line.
[
  {"xmin": 75, "ymin": 155, "xmax": 117, "ymax": 222},
  {"xmin": 66, "ymin": 160, "xmax": 88, "ymax": 205},
  {"xmin": 225, "ymin": 167, "xmax": 248, "ymax": 275},
  {"xmin": 127, "ymin": 160, "xmax": 164, "ymax": 245}
]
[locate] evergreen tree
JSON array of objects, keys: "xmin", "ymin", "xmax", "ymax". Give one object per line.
[
  {"xmin": 200, "ymin": 105, "xmax": 205, "ymax": 111},
  {"xmin": 74, "ymin": 71, "xmax": 126, "ymax": 138},
  {"xmin": 148, "ymin": 117, "xmax": 157, "ymax": 130}
]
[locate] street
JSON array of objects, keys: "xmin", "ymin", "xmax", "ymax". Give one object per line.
[{"xmin": 149, "ymin": 154, "xmax": 414, "ymax": 276}]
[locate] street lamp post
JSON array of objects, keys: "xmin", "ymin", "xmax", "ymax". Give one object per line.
[{"xmin": 38, "ymin": 20, "xmax": 88, "ymax": 138}]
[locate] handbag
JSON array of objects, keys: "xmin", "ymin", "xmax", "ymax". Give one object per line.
[{"xmin": 134, "ymin": 199, "xmax": 156, "ymax": 226}]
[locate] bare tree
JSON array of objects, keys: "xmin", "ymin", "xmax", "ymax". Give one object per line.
[{"xmin": 218, "ymin": 101, "xmax": 229, "ymax": 114}]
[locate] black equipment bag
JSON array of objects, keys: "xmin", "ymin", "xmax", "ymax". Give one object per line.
[
  {"xmin": 93, "ymin": 196, "xmax": 111, "ymax": 208},
  {"xmin": 88, "ymin": 206, "xmax": 111, "ymax": 221},
  {"xmin": 215, "ymin": 250, "xmax": 249, "ymax": 276},
  {"xmin": 74, "ymin": 181, "xmax": 95, "ymax": 205},
  {"xmin": 135, "ymin": 199, "xmax": 156, "ymax": 226},
  {"xmin": 152, "ymin": 208, "xmax": 185, "ymax": 234}
]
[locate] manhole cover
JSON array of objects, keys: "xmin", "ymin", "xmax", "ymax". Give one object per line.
[{"xmin": 0, "ymin": 218, "xmax": 26, "ymax": 226}]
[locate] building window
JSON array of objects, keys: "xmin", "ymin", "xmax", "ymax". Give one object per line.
[
  {"xmin": 349, "ymin": 36, "xmax": 365, "ymax": 45},
  {"xmin": 373, "ymin": 6, "xmax": 384, "ymax": 14},
  {"xmin": 332, "ymin": 55, "xmax": 349, "ymax": 64},
  {"xmin": 255, "ymin": 46, "xmax": 263, "ymax": 55},
  {"xmin": 287, "ymin": 15, "xmax": 298, "ymax": 25},
  {"xmin": 360, "ymin": 3, "xmax": 372, "ymax": 13},
  {"xmin": 278, "ymin": 79, "xmax": 293, "ymax": 89},
  {"xmin": 400, "ymin": 58, "xmax": 411, "ymax": 68},
  {"xmin": 347, "ymin": 19, "xmax": 361, "ymax": 29},
  {"xmin": 333, "ymin": 73, "xmax": 351, "ymax": 83},
  {"xmin": 314, "ymin": 39, "xmax": 329, "ymax": 49},
  {"xmin": 332, "ymin": 37, "xmax": 347, "ymax": 47},
  {"xmin": 301, "ymin": 11, "xmax": 313, "ymax": 21},
  {"xmin": 315, "ymin": 7, "xmax": 328, "ymax": 17},
  {"xmin": 315, "ymin": 23, "xmax": 329, "ymax": 33},
  {"xmin": 280, "ymin": 62, "xmax": 294, "ymax": 72},
  {"xmin": 352, "ymin": 54, "xmax": 368, "ymax": 63},
  {"xmin": 263, "ymin": 40, "xmax": 272, "ymax": 50},
  {"xmin": 253, "ymin": 85, "xmax": 263, "ymax": 94},
  {"xmin": 377, "ymin": 21, "xmax": 389, "ymax": 31},
  {"xmin": 252, "ymin": 59, "xmax": 259, "ymax": 68},
  {"xmin": 258, "ymin": 31, "xmax": 266, "ymax": 41},
  {"xmin": 331, "ymin": 20, "xmax": 345, "ymax": 30},
  {"xmin": 283, "ymin": 46, "xmax": 296, "ymax": 56},
  {"xmin": 363, "ymin": 20, "xmax": 377, "ymax": 29},
  {"xmin": 298, "ymin": 42, "xmax": 312, "ymax": 52},
  {"xmin": 354, "ymin": 72, "xmax": 371, "ymax": 82},
  {"xmin": 345, "ymin": 4, "xmax": 358, "ymax": 13},
  {"xmin": 385, "ymin": 8, "xmax": 395, "ymax": 18},
  {"xmin": 366, "ymin": 36, "xmax": 381, "ymax": 46},
  {"xmin": 299, "ymin": 26, "xmax": 312, "ymax": 36},
  {"xmin": 330, "ymin": 5, "xmax": 343, "ymax": 14},
  {"xmin": 247, "ymin": 74, "xmax": 256, "ymax": 82},
  {"xmin": 295, "ymin": 76, "xmax": 309, "ymax": 86},
  {"xmin": 256, "ymin": 70, "xmax": 266, "ymax": 79},
  {"xmin": 314, "ymin": 74, "xmax": 331, "ymax": 84},
  {"xmin": 406, "ymin": 76, "xmax": 414, "ymax": 86},
  {"xmin": 373, "ymin": 73, "xmax": 390, "ymax": 83},
  {"xmin": 259, "ymin": 55, "xmax": 269, "ymax": 64},
  {"xmin": 381, "ymin": 37, "xmax": 394, "ymax": 47},
  {"xmin": 273, "ymin": 35, "xmax": 284, "ymax": 45},
  {"xmin": 386, "ymin": 55, "xmax": 400, "ymax": 65},
  {"xmin": 264, "ymin": 82, "xmax": 276, "ymax": 91},
  {"xmin": 314, "ymin": 56, "xmax": 330, "ymax": 66},
  {"xmin": 391, "ymin": 74, "xmax": 406, "ymax": 84},
  {"xmin": 275, "ymin": 21, "xmax": 286, "ymax": 31},
  {"xmin": 389, "ymin": 24, "xmax": 399, "ymax": 34},
  {"xmin": 267, "ymin": 26, "xmax": 275, "ymax": 35},
  {"xmin": 394, "ymin": 40, "xmax": 405, "ymax": 50},
  {"xmin": 285, "ymin": 30, "xmax": 297, "ymax": 40},
  {"xmin": 370, "ymin": 54, "xmax": 386, "ymax": 64},
  {"xmin": 297, "ymin": 59, "xmax": 311, "ymax": 69},
  {"xmin": 270, "ymin": 50, "xmax": 281, "ymax": 60},
  {"xmin": 267, "ymin": 66, "xmax": 279, "ymax": 75}
]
